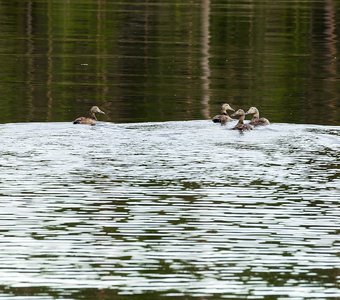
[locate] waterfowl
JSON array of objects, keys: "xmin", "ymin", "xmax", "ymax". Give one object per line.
[
  {"xmin": 231, "ymin": 109, "xmax": 253, "ymax": 131},
  {"xmin": 212, "ymin": 103, "xmax": 235, "ymax": 125},
  {"xmin": 245, "ymin": 107, "xmax": 270, "ymax": 126},
  {"xmin": 73, "ymin": 106, "xmax": 105, "ymax": 125}
]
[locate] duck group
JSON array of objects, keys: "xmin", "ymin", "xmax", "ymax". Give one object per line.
[
  {"xmin": 72, "ymin": 103, "xmax": 269, "ymax": 129},
  {"xmin": 212, "ymin": 103, "xmax": 270, "ymax": 131}
]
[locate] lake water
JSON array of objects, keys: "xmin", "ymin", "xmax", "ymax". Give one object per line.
[
  {"xmin": 0, "ymin": 0, "xmax": 340, "ymax": 299},
  {"xmin": 0, "ymin": 0, "xmax": 339, "ymax": 124},
  {"xmin": 0, "ymin": 120, "xmax": 339, "ymax": 299}
]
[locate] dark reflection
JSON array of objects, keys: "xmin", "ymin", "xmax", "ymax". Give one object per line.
[
  {"xmin": 240, "ymin": 267, "xmax": 339, "ymax": 287},
  {"xmin": 0, "ymin": 0, "xmax": 339, "ymax": 124},
  {"xmin": 305, "ymin": 0, "xmax": 339, "ymax": 125},
  {"xmin": 0, "ymin": 286, "xmax": 200, "ymax": 300}
]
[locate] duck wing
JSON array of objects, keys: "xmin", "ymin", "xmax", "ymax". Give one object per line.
[
  {"xmin": 212, "ymin": 114, "xmax": 222, "ymax": 123},
  {"xmin": 212, "ymin": 114, "xmax": 232, "ymax": 124},
  {"xmin": 250, "ymin": 117, "xmax": 270, "ymax": 126},
  {"xmin": 73, "ymin": 117, "xmax": 96, "ymax": 125}
]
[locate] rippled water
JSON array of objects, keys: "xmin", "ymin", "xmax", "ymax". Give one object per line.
[{"xmin": 0, "ymin": 121, "xmax": 339, "ymax": 299}]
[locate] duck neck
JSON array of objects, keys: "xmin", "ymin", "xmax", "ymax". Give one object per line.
[
  {"xmin": 237, "ymin": 115, "xmax": 245, "ymax": 124},
  {"xmin": 252, "ymin": 109, "xmax": 260, "ymax": 119},
  {"xmin": 90, "ymin": 112, "xmax": 97, "ymax": 120}
]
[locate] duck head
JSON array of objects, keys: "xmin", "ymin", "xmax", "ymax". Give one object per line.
[
  {"xmin": 245, "ymin": 107, "xmax": 259, "ymax": 116},
  {"xmin": 231, "ymin": 109, "xmax": 245, "ymax": 118},
  {"xmin": 90, "ymin": 106, "xmax": 105, "ymax": 115},
  {"xmin": 221, "ymin": 103, "xmax": 235, "ymax": 113}
]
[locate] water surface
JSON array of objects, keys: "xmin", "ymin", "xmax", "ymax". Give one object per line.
[
  {"xmin": 0, "ymin": 120, "xmax": 339, "ymax": 299},
  {"xmin": 0, "ymin": 0, "xmax": 339, "ymax": 124},
  {"xmin": 0, "ymin": 0, "xmax": 339, "ymax": 299}
]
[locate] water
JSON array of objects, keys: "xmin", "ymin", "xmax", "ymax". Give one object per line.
[
  {"xmin": 0, "ymin": 121, "xmax": 339, "ymax": 299},
  {"xmin": 0, "ymin": 0, "xmax": 339, "ymax": 124},
  {"xmin": 0, "ymin": 0, "xmax": 340, "ymax": 299}
]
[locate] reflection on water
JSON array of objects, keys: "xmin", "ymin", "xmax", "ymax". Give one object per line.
[
  {"xmin": 0, "ymin": 121, "xmax": 339, "ymax": 299},
  {"xmin": 0, "ymin": 0, "xmax": 339, "ymax": 125}
]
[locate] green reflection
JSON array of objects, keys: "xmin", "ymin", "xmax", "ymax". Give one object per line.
[{"xmin": 0, "ymin": 1, "xmax": 339, "ymax": 124}]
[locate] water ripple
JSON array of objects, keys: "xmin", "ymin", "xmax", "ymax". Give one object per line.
[{"xmin": 0, "ymin": 121, "xmax": 339, "ymax": 299}]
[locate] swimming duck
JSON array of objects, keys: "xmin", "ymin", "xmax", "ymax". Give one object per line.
[
  {"xmin": 73, "ymin": 106, "xmax": 105, "ymax": 125},
  {"xmin": 231, "ymin": 109, "xmax": 253, "ymax": 131},
  {"xmin": 245, "ymin": 107, "xmax": 270, "ymax": 126},
  {"xmin": 212, "ymin": 103, "xmax": 235, "ymax": 125}
]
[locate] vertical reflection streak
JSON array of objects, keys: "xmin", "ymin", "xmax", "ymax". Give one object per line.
[
  {"xmin": 96, "ymin": 0, "xmax": 108, "ymax": 106},
  {"xmin": 200, "ymin": 0, "xmax": 211, "ymax": 119},
  {"xmin": 26, "ymin": 1, "xmax": 34, "ymax": 121},
  {"xmin": 46, "ymin": 0, "xmax": 54, "ymax": 121},
  {"xmin": 323, "ymin": 0, "xmax": 337, "ymax": 78},
  {"xmin": 322, "ymin": 0, "xmax": 337, "ymax": 123}
]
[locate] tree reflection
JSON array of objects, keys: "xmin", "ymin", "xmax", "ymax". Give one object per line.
[
  {"xmin": 0, "ymin": 0, "xmax": 339, "ymax": 124},
  {"xmin": 200, "ymin": 0, "xmax": 211, "ymax": 119}
]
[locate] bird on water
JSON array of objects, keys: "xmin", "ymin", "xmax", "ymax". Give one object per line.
[
  {"xmin": 231, "ymin": 109, "xmax": 253, "ymax": 131},
  {"xmin": 212, "ymin": 103, "xmax": 235, "ymax": 125},
  {"xmin": 245, "ymin": 107, "xmax": 270, "ymax": 126},
  {"xmin": 73, "ymin": 106, "xmax": 105, "ymax": 125}
]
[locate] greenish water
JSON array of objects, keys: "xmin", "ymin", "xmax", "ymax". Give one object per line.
[
  {"xmin": 0, "ymin": 0, "xmax": 339, "ymax": 125},
  {"xmin": 0, "ymin": 1, "xmax": 340, "ymax": 300}
]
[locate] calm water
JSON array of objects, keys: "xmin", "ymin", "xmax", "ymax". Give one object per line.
[
  {"xmin": 0, "ymin": 0, "xmax": 339, "ymax": 124},
  {"xmin": 0, "ymin": 0, "xmax": 340, "ymax": 299}
]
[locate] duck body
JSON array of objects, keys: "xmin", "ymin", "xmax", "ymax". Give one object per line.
[
  {"xmin": 231, "ymin": 109, "xmax": 253, "ymax": 131},
  {"xmin": 73, "ymin": 106, "xmax": 105, "ymax": 125},
  {"xmin": 73, "ymin": 116, "xmax": 97, "ymax": 125},
  {"xmin": 212, "ymin": 103, "xmax": 235, "ymax": 125},
  {"xmin": 233, "ymin": 123, "xmax": 253, "ymax": 131},
  {"xmin": 245, "ymin": 107, "xmax": 270, "ymax": 126},
  {"xmin": 249, "ymin": 117, "xmax": 270, "ymax": 126},
  {"xmin": 212, "ymin": 113, "xmax": 233, "ymax": 125}
]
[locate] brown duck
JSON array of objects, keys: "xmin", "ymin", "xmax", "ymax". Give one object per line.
[
  {"xmin": 245, "ymin": 107, "xmax": 270, "ymax": 126},
  {"xmin": 212, "ymin": 103, "xmax": 235, "ymax": 125},
  {"xmin": 231, "ymin": 109, "xmax": 253, "ymax": 131},
  {"xmin": 73, "ymin": 106, "xmax": 105, "ymax": 125}
]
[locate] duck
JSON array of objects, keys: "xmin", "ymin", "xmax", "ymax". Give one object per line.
[
  {"xmin": 212, "ymin": 103, "xmax": 235, "ymax": 125},
  {"xmin": 73, "ymin": 106, "xmax": 105, "ymax": 125},
  {"xmin": 245, "ymin": 107, "xmax": 270, "ymax": 126},
  {"xmin": 231, "ymin": 109, "xmax": 253, "ymax": 131}
]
